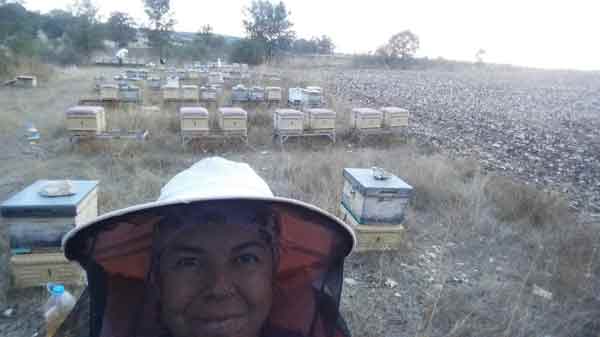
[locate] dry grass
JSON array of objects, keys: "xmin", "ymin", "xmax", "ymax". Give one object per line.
[{"xmin": 1, "ymin": 64, "xmax": 598, "ymax": 337}]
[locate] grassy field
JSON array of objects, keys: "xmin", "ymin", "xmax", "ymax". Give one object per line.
[{"xmin": 0, "ymin": 64, "xmax": 598, "ymax": 337}]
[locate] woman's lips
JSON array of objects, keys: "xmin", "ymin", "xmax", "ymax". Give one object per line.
[{"xmin": 192, "ymin": 315, "xmax": 247, "ymax": 334}]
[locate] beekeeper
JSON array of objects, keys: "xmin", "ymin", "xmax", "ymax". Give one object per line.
[
  {"xmin": 115, "ymin": 48, "xmax": 128, "ymax": 66},
  {"xmin": 63, "ymin": 157, "xmax": 355, "ymax": 337}
]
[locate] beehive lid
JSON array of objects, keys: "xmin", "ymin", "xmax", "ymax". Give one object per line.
[
  {"xmin": 380, "ymin": 107, "xmax": 409, "ymax": 114},
  {"xmin": 306, "ymin": 86, "xmax": 322, "ymax": 93},
  {"xmin": 182, "ymin": 85, "xmax": 198, "ymax": 89},
  {"xmin": 233, "ymin": 84, "xmax": 247, "ymax": 90},
  {"xmin": 66, "ymin": 106, "xmax": 104, "ymax": 116},
  {"xmin": 306, "ymin": 108, "xmax": 335, "ymax": 117},
  {"xmin": 16, "ymin": 75, "xmax": 35, "ymax": 80},
  {"xmin": 343, "ymin": 168, "xmax": 413, "ymax": 197},
  {"xmin": 353, "ymin": 108, "xmax": 381, "ymax": 116},
  {"xmin": 251, "ymin": 86, "xmax": 264, "ymax": 91},
  {"xmin": 265, "ymin": 86, "xmax": 282, "ymax": 91},
  {"xmin": 163, "ymin": 83, "xmax": 179, "ymax": 89},
  {"xmin": 276, "ymin": 109, "xmax": 303, "ymax": 117},
  {"xmin": 1, "ymin": 180, "xmax": 99, "ymax": 218},
  {"xmin": 219, "ymin": 107, "xmax": 247, "ymax": 116},
  {"xmin": 180, "ymin": 106, "xmax": 208, "ymax": 116},
  {"xmin": 101, "ymin": 84, "xmax": 118, "ymax": 89}
]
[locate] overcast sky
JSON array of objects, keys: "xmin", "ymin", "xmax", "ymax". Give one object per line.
[{"xmin": 23, "ymin": 0, "xmax": 600, "ymax": 70}]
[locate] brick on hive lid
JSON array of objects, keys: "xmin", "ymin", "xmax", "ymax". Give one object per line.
[
  {"xmin": 66, "ymin": 105, "xmax": 106, "ymax": 135},
  {"xmin": 274, "ymin": 109, "xmax": 304, "ymax": 134},
  {"xmin": 379, "ymin": 107, "xmax": 410, "ymax": 128},
  {"xmin": 350, "ymin": 108, "xmax": 383, "ymax": 129},
  {"xmin": 217, "ymin": 107, "xmax": 247, "ymax": 133}
]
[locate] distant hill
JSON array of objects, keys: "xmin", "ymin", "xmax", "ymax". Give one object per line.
[{"xmin": 172, "ymin": 31, "xmax": 241, "ymax": 44}]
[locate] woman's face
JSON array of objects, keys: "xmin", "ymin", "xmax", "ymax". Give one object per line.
[{"xmin": 158, "ymin": 221, "xmax": 275, "ymax": 337}]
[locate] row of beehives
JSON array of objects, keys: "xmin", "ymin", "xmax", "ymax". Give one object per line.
[{"xmin": 66, "ymin": 105, "xmax": 410, "ymax": 137}]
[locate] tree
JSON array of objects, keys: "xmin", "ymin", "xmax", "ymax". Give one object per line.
[
  {"xmin": 66, "ymin": 0, "xmax": 105, "ymax": 61},
  {"xmin": 243, "ymin": 0, "xmax": 295, "ymax": 60},
  {"xmin": 387, "ymin": 30, "xmax": 419, "ymax": 60},
  {"xmin": 42, "ymin": 10, "xmax": 75, "ymax": 39},
  {"xmin": 230, "ymin": 38, "xmax": 266, "ymax": 65},
  {"xmin": 143, "ymin": 0, "xmax": 175, "ymax": 59},
  {"xmin": 107, "ymin": 11, "xmax": 137, "ymax": 48},
  {"xmin": 190, "ymin": 24, "xmax": 226, "ymax": 60},
  {"xmin": 316, "ymin": 35, "xmax": 334, "ymax": 55}
]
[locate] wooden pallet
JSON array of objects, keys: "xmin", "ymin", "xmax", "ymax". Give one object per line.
[
  {"xmin": 11, "ymin": 251, "xmax": 86, "ymax": 288},
  {"xmin": 339, "ymin": 204, "xmax": 405, "ymax": 252}
]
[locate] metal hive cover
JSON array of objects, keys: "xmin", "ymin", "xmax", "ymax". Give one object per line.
[{"xmin": 343, "ymin": 168, "xmax": 413, "ymax": 196}]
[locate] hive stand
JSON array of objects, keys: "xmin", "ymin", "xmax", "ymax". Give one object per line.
[
  {"xmin": 69, "ymin": 129, "xmax": 149, "ymax": 144},
  {"xmin": 273, "ymin": 129, "xmax": 336, "ymax": 145},
  {"xmin": 181, "ymin": 131, "xmax": 248, "ymax": 146}
]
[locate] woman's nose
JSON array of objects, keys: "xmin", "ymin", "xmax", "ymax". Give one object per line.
[{"xmin": 204, "ymin": 266, "xmax": 236, "ymax": 300}]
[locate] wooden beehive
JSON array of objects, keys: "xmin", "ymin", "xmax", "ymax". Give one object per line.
[
  {"xmin": 305, "ymin": 108, "xmax": 336, "ymax": 130},
  {"xmin": 379, "ymin": 107, "xmax": 410, "ymax": 128},
  {"xmin": 10, "ymin": 251, "xmax": 85, "ymax": 288},
  {"xmin": 265, "ymin": 87, "xmax": 282, "ymax": 102},
  {"xmin": 217, "ymin": 107, "xmax": 247, "ymax": 134},
  {"xmin": 350, "ymin": 108, "xmax": 383, "ymax": 129},
  {"xmin": 182, "ymin": 85, "xmax": 199, "ymax": 101},
  {"xmin": 231, "ymin": 84, "xmax": 249, "ymax": 102},
  {"xmin": 274, "ymin": 109, "xmax": 304, "ymax": 135},
  {"xmin": 162, "ymin": 84, "xmax": 180, "ymax": 101},
  {"xmin": 208, "ymin": 72, "xmax": 224, "ymax": 84},
  {"xmin": 16, "ymin": 75, "xmax": 37, "ymax": 88},
  {"xmin": 303, "ymin": 87, "xmax": 323, "ymax": 107},
  {"xmin": 338, "ymin": 204, "xmax": 405, "ymax": 252},
  {"xmin": 147, "ymin": 77, "xmax": 162, "ymax": 90},
  {"xmin": 100, "ymin": 84, "xmax": 119, "ymax": 101},
  {"xmin": 66, "ymin": 106, "xmax": 106, "ymax": 135},
  {"xmin": 200, "ymin": 86, "xmax": 218, "ymax": 102},
  {"xmin": 180, "ymin": 106, "xmax": 209, "ymax": 135},
  {"xmin": 119, "ymin": 85, "xmax": 141, "ymax": 103},
  {"xmin": 249, "ymin": 87, "xmax": 265, "ymax": 102},
  {"xmin": 341, "ymin": 168, "xmax": 413, "ymax": 225},
  {"xmin": 1, "ymin": 180, "xmax": 99, "ymax": 250}
]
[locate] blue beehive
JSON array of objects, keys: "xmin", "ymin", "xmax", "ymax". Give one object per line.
[
  {"xmin": 341, "ymin": 168, "xmax": 413, "ymax": 225},
  {"xmin": 1, "ymin": 180, "xmax": 99, "ymax": 250}
]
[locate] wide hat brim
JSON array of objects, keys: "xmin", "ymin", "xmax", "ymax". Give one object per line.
[{"xmin": 62, "ymin": 196, "xmax": 357, "ymax": 278}]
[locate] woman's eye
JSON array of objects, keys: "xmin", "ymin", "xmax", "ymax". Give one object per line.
[
  {"xmin": 236, "ymin": 254, "xmax": 260, "ymax": 265},
  {"xmin": 175, "ymin": 257, "xmax": 201, "ymax": 268}
]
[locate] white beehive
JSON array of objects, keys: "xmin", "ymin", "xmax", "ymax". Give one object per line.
[
  {"xmin": 180, "ymin": 106, "xmax": 209, "ymax": 135},
  {"xmin": 288, "ymin": 88, "xmax": 304, "ymax": 106},
  {"xmin": 162, "ymin": 83, "xmax": 180, "ymax": 101},
  {"xmin": 265, "ymin": 87, "xmax": 282, "ymax": 102},
  {"xmin": 147, "ymin": 77, "xmax": 162, "ymax": 90},
  {"xmin": 217, "ymin": 107, "xmax": 247, "ymax": 134},
  {"xmin": 182, "ymin": 85, "xmax": 199, "ymax": 101},
  {"xmin": 274, "ymin": 109, "xmax": 304, "ymax": 135},
  {"xmin": 200, "ymin": 86, "xmax": 218, "ymax": 102},
  {"xmin": 305, "ymin": 108, "xmax": 336, "ymax": 131},
  {"xmin": 249, "ymin": 87, "xmax": 265, "ymax": 102},
  {"xmin": 379, "ymin": 107, "xmax": 410, "ymax": 128},
  {"xmin": 231, "ymin": 84, "xmax": 249, "ymax": 102},
  {"xmin": 100, "ymin": 84, "xmax": 119, "ymax": 100},
  {"xmin": 350, "ymin": 108, "xmax": 383, "ymax": 130},
  {"xmin": 208, "ymin": 72, "xmax": 224, "ymax": 84},
  {"xmin": 66, "ymin": 106, "xmax": 106, "ymax": 135},
  {"xmin": 303, "ymin": 87, "xmax": 323, "ymax": 107}
]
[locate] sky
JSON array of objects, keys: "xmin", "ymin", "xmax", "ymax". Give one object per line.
[{"xmin": 23, "ymin": 0, "xmax": 600, "ymax": 71}]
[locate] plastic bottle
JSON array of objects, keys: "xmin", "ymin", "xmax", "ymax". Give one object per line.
[{"xmin": 44, "ymin": 283, "xmax": 76, "ymax": 337}]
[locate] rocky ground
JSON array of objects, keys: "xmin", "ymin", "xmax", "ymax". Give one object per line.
[{"xmin": 327, "ymin": 67, "xmax": 600, "ymax": 212}]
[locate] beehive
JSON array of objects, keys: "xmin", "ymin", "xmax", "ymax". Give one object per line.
[
  {"xmin": 125, "ymin": 69, "xmax": 137, "ymax": 79},
  {"xmin": 138, "ymin": 69, "xmax": 149, "ymax": 80},
  {"xmin": 265, "ymin": 87, "xmax": 282, "ymax": 102},
  {"xmin": 100, "ymin": 84, "xmax": 119, "ymax": 100},
  {"xmin": 350, "ymin": 108, "xmax": 383, "ymax": 129},
  {"xmin": 303, "ymin": 87, "xmax": 323, "ymax": 107},
  {"xmin": 162, "ymin": 83, "xmax": 180, "ymax": 101},
  {"xmin": 119, "ymin": 85, "xmax": 141, "ymax": 102},
  {"xmin": 15, "ymin": 75, "xmax": 37, "ymax": 88},
  {"xmin": 208, "ymin": 72, "xmax": 224, "ymax": 84},
  {"xmin": 180, "ymin": 106, "xmax": 209, "ymax": 135},
  {"xmin": 10, "ymin": 251, "xmax": 86, "ymax": 288},
  {"xmin": 338, "ymin": 205, "xmax": 405, "ymax": 252},
  {"xmin": 231, "ymin": 85, "xmax": 249, "ymax": 102},
  {"xmin": 1, "ymin": 180, "xmax": 99, "ymax": 251},
  {"xmin": 182, "ymin": 85, "xmax": 199, "ymax": 101},
  {"xmin": 379, "ymin": 107, "xmax": 410, "ymax": 128},
  {"xmin": 305, "ymin": 108, "xmax": 336, "ymax": 130},
  {"xmin": 288, "ymin": 88, "xmax": 304, "ymax": 106},
  {"xmin": 274, "ymin": 109, "xmax": 304, "ymax": 135},
  {"xmin": 200, "ymin": 86, "xmax": 218, "ymax": 102},
  {"xmin": 147, "ymin": 77, "xmax": 162, "ymax": 90},
  {"xmin": 249, "ymin": 87, "xmax": 265, "ymax": 102},
  {"xmin": 66, "ymin": 106, "xmax": 106, "ymax": 135},
  {"xmin": 341, "ymin": 168, "xmax": 413, "ymax": 225},
  {"xmin": 217, "ymin": 107, "xmax": 247, "ymax": 134}
]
